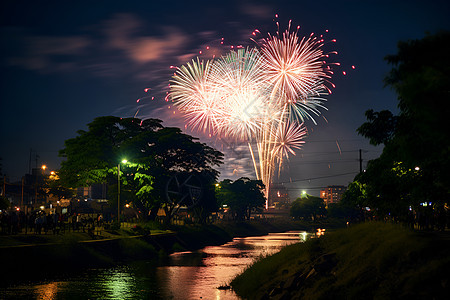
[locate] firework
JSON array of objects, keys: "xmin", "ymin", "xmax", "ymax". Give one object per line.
[
  {"xmin": 169, "ymin": 58, "xmax": 222, "ymax": 133},
  {"xmin": 170, "ymin": 23, "xmax": 334, "ymax": 209},
  {"xmin": 207, "ymin": 48, "xmax": 271, "ymax": 139}
]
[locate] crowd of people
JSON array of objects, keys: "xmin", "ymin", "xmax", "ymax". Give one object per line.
[{"xmin": 0, "ymin": 210, "xmax": 112, "ymax": 235}]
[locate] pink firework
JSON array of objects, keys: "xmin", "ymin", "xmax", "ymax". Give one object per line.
[{"xmin": 261, "ymin": 30, "xmax": 331, "ymax": 105}]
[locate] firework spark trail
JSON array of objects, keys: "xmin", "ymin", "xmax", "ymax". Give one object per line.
[{"xmin": 170, "ymin": 22, "xmax": 335, "ymax": 209}]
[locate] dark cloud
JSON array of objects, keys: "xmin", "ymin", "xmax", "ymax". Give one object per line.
[
  {"xmin": 239, "ymin": 2, "xmax": 273, "ymax": 20},
  {"xmin": 4, "ymin": 31, "xmax": 90, "ymax": 72},
  {"xmin": 2, "ymin": 13, "xmax": 192, "ymax": 81},
  {"xmin": 101, "ymin": 14, "xmax": 188, "ymax": 63}
]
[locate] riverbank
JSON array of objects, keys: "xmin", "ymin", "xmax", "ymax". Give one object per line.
[
  {"xmin": 231, "ymin": 222, "xmax": 450, "ymax": 299},
  {"xmin": 0, "ymin": 218, "xmax": 337, "ymax": 287}
]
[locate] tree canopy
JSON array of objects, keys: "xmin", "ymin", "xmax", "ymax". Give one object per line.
[
  {"xmin": 357, "ymin": 109, "xmax": 398, "ymax": 146},
  {"xmin": 216, "ymin": 177, "xmax": 265, "ymax": 220},
  {"xmin": 290, "ymin": 194, "xmax": 326, "ymax": 221},
  {"xmin": 351, "ymin": 31, "xmax": 450, "ymax": 218},
  {"xmin": 59, "ymin": 116, "xmax": 223, "ymax": 221}
]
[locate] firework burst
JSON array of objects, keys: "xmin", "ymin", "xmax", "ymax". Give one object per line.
[
  {"xmin": 170, "ymin": 22, "xmax": 335, "ymax": 208},
  {"xmin": 272, "ymin": 120, "xmax": 307, "ymax": 159}
]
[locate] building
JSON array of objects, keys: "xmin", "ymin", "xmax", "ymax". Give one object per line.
[
  {"xmin": 268, "ymin": 183, "xmax": 290, "ymax": 208},
  {"xmin": 320, "ymin": 185, "xmax": 347, "ymax": 208},
  {"xmin": 77, "ymin": 183, "xmax": 108, "ymax": 201},
  {"xmin": 2, "ymin": 168, "xmax": 46, "ymax": 209}
]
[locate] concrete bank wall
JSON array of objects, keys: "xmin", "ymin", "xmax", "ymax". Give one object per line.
[{"xmin": 0, "ymin": 233, "xmax": 194, "ymax": 285}]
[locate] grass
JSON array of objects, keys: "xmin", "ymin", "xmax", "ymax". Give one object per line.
[
  {"xmin": 231, "ymin": 222, "xmax": 450, "ymax": 299},
  {"xmin": 0, "ymin": 221, "xmax": 173, "ymax": 248},
  {"xmin": 231, "ymin": 239, "xmax": 318, "ymax": 296}
]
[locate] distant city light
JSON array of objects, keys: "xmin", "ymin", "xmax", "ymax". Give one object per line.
[{"xmin": 316, "ymin": 228, "xmax": 325, "ymax": 237}]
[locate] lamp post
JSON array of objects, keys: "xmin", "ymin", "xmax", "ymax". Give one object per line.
[{"xmin": 117, "ymin": 159, "xmax": 127, "ymax": 226}]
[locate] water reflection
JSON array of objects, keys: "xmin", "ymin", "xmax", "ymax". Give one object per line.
[
  {"xmin": 101, "ymin": 269, "xmax": 137, "ymax": 299},
  {"xmin": 157, "ymin": 231, "xmax": 303, "ymax": 299},
  {"xmin": 1, "ymin": 231, "xmax": 304, "ymax": 300},
  {"xmin": 35, "ymin": 282, "xmax": 60, "ymax": 300},
  {"xmin": 316, "ymin": 228, "xmax": 326, "ymax": 237},
  {"xmin": 1, "ymin": 266, "xmax": 161, "ymax": 300}
]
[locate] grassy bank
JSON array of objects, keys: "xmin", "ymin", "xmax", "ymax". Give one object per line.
[{"xmin": 231, "ymin": 222, "xmax": 450, "ymax": 299}]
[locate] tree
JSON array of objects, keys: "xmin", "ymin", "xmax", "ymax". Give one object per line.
[
  {"xmin": 137, "ymin": 126, "xmax": 223, "ymax": 223},
  {"xmin": 290, "ymin": 194, "xmax": 326, "ymax": 221},
  {"xmin": 357, "ymin": 110, "xmax": 398, "ymax": 146},
  {"xmin": 59, "ymin": 116, "xmax": 163, "ymax": 187},
  {"xmin": 216, "ymin": 177, "xmax": 265, "ymax": 220},
  {"xmin": 43, "ymin": 171, "xmax": 75, "ymax": 201},
  {"xmin": 0, "ymin": 195, "xmax": 9, "ymax": 210},
  {"xmin": 327, "ymin": 202, "xmax": 360, "ymax": 221},
  {"xmin": 188, "ymin": 172, "xmax": 219, "ymax": 224},
  {"xmin": 341, "ymin": 179, "xmax": 367, "ymax": 208},
  {"xmin": 59, "ymin": 116, "xmax": 223, "ymax": 222},
  {"xmin": 382, "ymin": 31, "xmax": 450, "ymax": 203},
  {"xmin": 353, "ymin": 31, "xmax": 450, "ymax": 219}
]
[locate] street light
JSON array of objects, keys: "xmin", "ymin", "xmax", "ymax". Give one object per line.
[{"xmin": 118, "ymin": 159, "xmax": 128, "ymax": 226}]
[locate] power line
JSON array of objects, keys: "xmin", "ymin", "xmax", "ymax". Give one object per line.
[
  {"xmin": 302, "ymin": 138, "xmax": 369, "ymax": 143},
  {"xmin": 295, "ymin": 149, "xmax": 381, "ymax": 157},
  {"xmin": 287, "ymin": 159, "xmax": 358, "ymax": 166},
  {"xmin": 300, "ymin": 150, "xmax": 361, "ymax": 154},
  {"xmin": 278, "ymin": 171, "xmax": 358, "ymax": 184}
]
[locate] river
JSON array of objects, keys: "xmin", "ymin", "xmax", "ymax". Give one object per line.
[{"xmin": 1, "ymin": 231, "xmax": 307, "ymax": 299}]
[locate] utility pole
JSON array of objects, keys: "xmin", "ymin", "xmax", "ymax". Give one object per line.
[
  {"xmin": 2, "ymin": 175, "xmax": 5, "ymax": 197},
  {"xmin": 359, "ymin": 149, "xmax": 363, "ymax": 173},
  {"xmin": 21, "ymin": 177, "xmax": 24, "ymax": 209},
  {"xmin": 2, "ymin": 175, "xmax": 6, "ymax": 196},
  {"xmin": 35, "ymin": 154, "xmax": 39, "ymax": 169},
  {"xmin": 29, "ymin": 148, "xmax": 32, "ymax": 174},
  {"xmin": 117, "ymin": 163, "xmax": 121, "ymax": 226}
]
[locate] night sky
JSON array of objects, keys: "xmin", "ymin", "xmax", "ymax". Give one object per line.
[{"xmin": 1, "ymin": 0, "xmax": 449, "ymax": 197}]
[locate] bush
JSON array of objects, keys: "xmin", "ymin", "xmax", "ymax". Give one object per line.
[
  {"xmin": 110, "ymin": 222, "xmax": 121, "ymax": 230},
  {"xmin": 131, "ymin": 225, "xmax": 150, "ymax": 235}
]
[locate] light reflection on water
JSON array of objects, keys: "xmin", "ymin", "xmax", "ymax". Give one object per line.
[
  {"xmin": 1, "ymin": 231, "xmax": 304, "ymax": 300},
  {"xmin": 1, "ymin": 266, "xmax": 161, "ymax": 300},
  {"xmin": 157, "ymin": 231, "xmax": 303, "ymax": 300}
]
